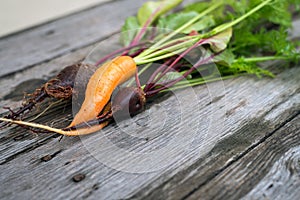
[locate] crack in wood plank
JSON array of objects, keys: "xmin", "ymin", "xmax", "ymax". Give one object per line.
[
  {"xmin": 0, "ymin": 135, "xmax": 56, "ymax": 165},
  {"xmin": 127, "ymin": 83, "xmax": 300, "ymax": 200},
  {"xmin": 242, "ymin": 145, "xmax": 300, "ymax": 200},
  {"xmin": 183, "ymin": 112, "xmax": 300, "ymax": 200},
  {"xmin": 185, "ymin": 114, "xmax": 300, "ymax": 200}
]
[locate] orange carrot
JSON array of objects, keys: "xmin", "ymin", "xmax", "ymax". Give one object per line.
[
  {"xmin": 0, "ymin": 56, "xmax": 136, "ymax": 135},
  {"xmin": 69, "ymin": 56, "xmax": 136, "ymax": 127}
]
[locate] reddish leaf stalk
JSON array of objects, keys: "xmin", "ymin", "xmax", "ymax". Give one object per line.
[
  {"xmin": 95, "ymin": 42, "xmax": 147, "ymax": 66},
  {"xmin": 144, "ymin": 38, "xmax": 208, "ymax": 93},
  {"xmin": 130, "ymin": 4, "xmax": 164, "ymax": 46},
  {"xmin": 144, "ymin": 56, "xmax": 177, "ymax": 91},
  {"xmin": 145, "ymin": 52, "xmax": 219, "ymax": 96},
  {"xmin": 153, "ymin": 39, "xmax": 206, "ymax": 85}
]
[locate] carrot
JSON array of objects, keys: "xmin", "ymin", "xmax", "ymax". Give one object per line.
[
  {"xmin": 0, "ymin": 56, "xmax": 137, "ymax": 135},
  {"xmin": 69, "ymin": 56, "xmax": 136, "ymax": 127}
]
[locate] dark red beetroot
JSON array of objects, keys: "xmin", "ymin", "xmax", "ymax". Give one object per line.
[
  {"xmin": 112, "ymin": 87, "xmax": 146, "ymax": 120},
  {"xmin": 43, "ymin": 63, "xmax": 83, "ymax": 99},
  {"xmin": 1, "ymin": 63, "xmax": 85, "ymax": 126}
]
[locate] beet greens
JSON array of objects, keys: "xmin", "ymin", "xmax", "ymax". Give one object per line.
[{"xmin": 118, "ymin": 0, "xmax": 299, "ymax": 93}]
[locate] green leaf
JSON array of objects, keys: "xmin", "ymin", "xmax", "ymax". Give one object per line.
[
  {"xmin": 262, "ymin": 0, "xmax": 292, "ymax": 28},
  {"xmin": 214, "ymin": 50, "xmax": 235, "ymax": 66},
  {"xmin": 137, "ymin": 0, "xmax": 182, "ymax": 26},
  {"xmin": 156, "ymin": 71, "xmax": 187, "ymax": 84},
  {"xmin": 183, "ymin": 1, "xmax": 210, "ymax": 13},
  {"xmin": 232, "ymin": 26, "xmax": 298, "ymax": 58},
  {"xmin": 289, "ymin": 0, "xmax": 300, "ymax": 11},
  {"xmin": 157, "ymin": 11, "xmax": 198, "ymax": 32},
  {"xmin": 226, "ymin": 58, "xmax": 275, "ymax": 78},
  {"xmin": 120, "ymin": 16, "xmax": 140, "ymax": 46},
  {"xmin": 203, "ymin": 27, "xmax": 233, "ymax": 52},
  {"xmin": 157, "ymin": 12, "xmax": 216, "ymax": 35},
  {"xmin": 182, "ymin": 15, "xmax": 216, "ymax": 34}
]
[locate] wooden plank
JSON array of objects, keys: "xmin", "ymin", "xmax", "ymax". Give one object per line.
[
  {"xmin": 0, "ymin": 0, "xmax": 195, "ymax": 163},
  {"xmin": 243, "ymin": 146, "xmax": 300, "ymax": 200},
  {"xmin": 127, "ymin": 70, "xmax": 300, "ymax": 200},
  {"xmin": 185, "ymin": 115, "xmax": 300, "ymax": 200},
  {"xmin": 0, "ymin": 0, "xmax": 144, "ymax": 77},
  {"xmin": 0, "ymin": 65, "xmax": 299, "ymax": 199},
  {"xmin": 0, "ymin": 2, "xmax": 299, "ymax": 200},
  {"xmin": 0, "ymin": 46, "xmax": 92, "ymax": 164},
  {"xmin": 0, "ymin": 0, "xmax": 189, "ymax": 164}
]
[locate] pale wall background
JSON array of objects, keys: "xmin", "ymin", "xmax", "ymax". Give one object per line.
[{"xmin": 0, "ymin": 0, "xmax": 110, "ymax": 37}]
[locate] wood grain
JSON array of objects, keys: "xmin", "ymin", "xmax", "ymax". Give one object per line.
[
  {"xmin": 0, "ymin": 1, "xmax": 299, "ymax": 200},
  {"xmin": 128, "ymin": 70, "xmax": 300, "ymax": 200},
  {"xmin": 0, "ymin": 66, "xmax": 299, "ymax": 199},
  {"xmin": 243, "ymin": 145, "xmax": 300, "ymax": 200},
  {"xmin": 186, "ymin": 115, "xmax": 300, "ymax": 200},
  {"xmin": 0, "ymin": 0, "xmax": 144, "ymax": 78}
]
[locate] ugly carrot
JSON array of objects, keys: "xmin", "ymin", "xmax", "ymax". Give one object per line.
[
  {"xmin": 69, "ymin": 56, "xmax": 136, "ymax": 127},
  {"xmin": 0, "ymin": 56, "xmax": 137, "ymax": 135}
]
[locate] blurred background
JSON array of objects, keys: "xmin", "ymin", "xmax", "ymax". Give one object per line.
[{"xmin": 0, "ymin": 0, "xmax": 110, "ymax": 37}]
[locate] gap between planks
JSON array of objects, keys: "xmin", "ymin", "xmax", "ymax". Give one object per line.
[
  {"xmin": 185, "ymin": 114, "xmax": 300, "ymax": 200},
  {"xmin": 0, "ymin": 66, "xmax": 298, "ymax": 199},
  {"xmin": 183, "ymin": 112, "xmax": 300, "ymax": 200}
]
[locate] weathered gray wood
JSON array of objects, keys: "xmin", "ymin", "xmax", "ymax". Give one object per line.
[
  {"xmin": 128, "ymin": 70, "xmax": 300, "ymax": 200},
  {"xmin": 0, "ymin": 45, "xmax": 93, "ymax": 165},
  {"xmin": 0, "ymin": 65, "xmax": 299, "ymax": 199},
  {"xmin": 243, "ymin": 145, "xmax": 300, "ymax": 200},
  {"xmin": 0, "ymin": 1, "xmax": 300, "ymax": 200},
  {"xmin": 186, "ymin": 115, "xmax": 300, "ymax": 200},
  {"xmin": 0, "ymin": 0, "xmax": 144, "ymax": 78}
]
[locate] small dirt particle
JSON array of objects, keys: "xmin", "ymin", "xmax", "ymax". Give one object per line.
[
  {"xmin": 92, "ymin": 184, "xmax": 99, "ymax": 190},
  {"xmin": 41, "ymin": 154, "xmax": 52, "ymax": 162},
  {"xmin": 64, "ymin": 161, "xmax": 71, "ymax": 165},
  {"xmin": 13, "ymin": 135, "xmax": 26, "ymax": 141},
  {"xmin": 45, "ymin": 30, "xmax": 55, "ymax": 35},
  {"xmin": 72, "ymin": 174, "xmax": 85, "ymax": 182}
]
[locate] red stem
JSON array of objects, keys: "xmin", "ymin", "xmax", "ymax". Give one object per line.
[
  {"xmin": 155, "ymin": 39, "xmax": 206, "ymax": 83},
  {"xmin": 135, "ymin": 68, "xmax": 142, "ymax": 89},
  {"xmin": 129, "ymin": 4, "xmax": 164, "ymax": 47},
  {"xmin": 95, "ymin": 42, "xmax": 147, "ymax": 66},
  {"xmin": 145, "ymin": 52, "xmax": 219, "ymax": 97},
  {"xmin": 145, "ymin": 38, "xmax": 207, "ymax": 92},
  {"xmin": 144, "ymin": 56, "xmax": 176, "ymax": 91}
]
